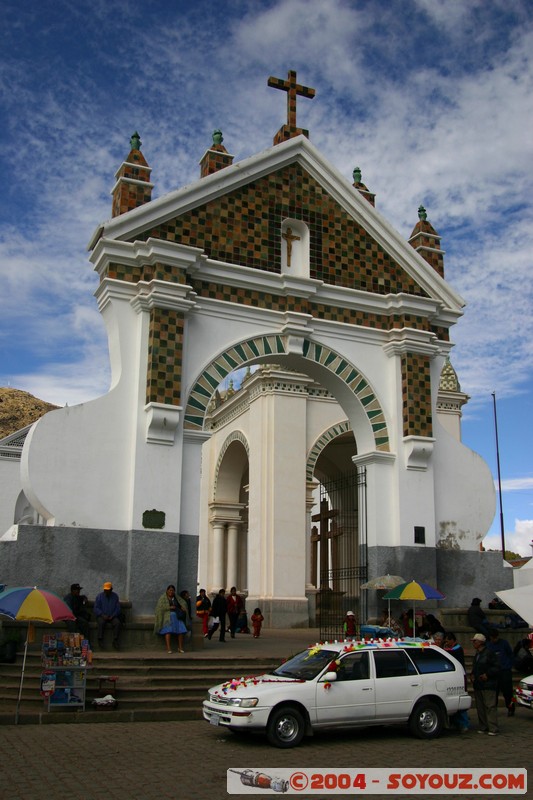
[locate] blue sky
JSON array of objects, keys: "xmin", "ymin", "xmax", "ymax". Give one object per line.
[{"xmin": 1, "ymin": 0, "xmax": 532, "ymax": 554}]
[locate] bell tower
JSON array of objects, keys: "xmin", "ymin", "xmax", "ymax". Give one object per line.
[{"xmin": 111, "ymin": 132, "xmax": 154, "ymax": 217}]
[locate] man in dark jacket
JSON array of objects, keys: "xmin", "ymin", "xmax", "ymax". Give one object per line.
[
  {"xmin": 207, "ymin": 589, "xmax": 227, "ymax": 642},
  {"xmin": 63, "ymin": 583, "xmax": 91, "ymax": 642},
  {"xmin": 471, "ymin": 632, "xmax": 500, "ymax": 735},
  {"xmin": 488, "ymin": 628, "xmax": 515, "ymax": 716}
]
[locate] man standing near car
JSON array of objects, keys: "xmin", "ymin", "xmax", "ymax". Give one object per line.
[{"xmin": 471, "ymin": 632, "xmax": 500, "ymax": 735}]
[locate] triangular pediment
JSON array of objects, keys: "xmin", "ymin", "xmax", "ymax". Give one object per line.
[{"xmin": 90, "ymin": 135, "xmax": 463, "ymax": 314}]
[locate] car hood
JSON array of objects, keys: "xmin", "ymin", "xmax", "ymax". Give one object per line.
[{"xmin": 208, "ymin": 673, "xmax": 306, "ymax": 697}]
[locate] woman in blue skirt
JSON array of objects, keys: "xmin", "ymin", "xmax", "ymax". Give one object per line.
[{"xmin": 154, "ymin": 584, "xmax": 188, "ymax": 653}]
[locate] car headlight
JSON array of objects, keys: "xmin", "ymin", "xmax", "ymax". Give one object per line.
[
  {"xmin": 519, "ymin": 681, "xmax": 528, "ymax": 690},
  {"xmin": 228, "ymin": 697, "xmax": 259, "ymax": 708}
]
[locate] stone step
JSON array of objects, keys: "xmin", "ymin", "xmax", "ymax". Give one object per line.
[{"xmin": 0, "ymin": 650, "xmax": 281, "ymax": 722}]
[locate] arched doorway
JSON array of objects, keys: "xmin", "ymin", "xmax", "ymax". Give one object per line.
[
  {"xmin": 308, "ymin": 428, "xmax": 368, "ymax": 638},
  {"xmin": 193, "ymin": 341, "xmax": 383, "ymax": 627},
  {"xmin": 208, "ymin": 433, "xmax": 249, "ymax": 593}
]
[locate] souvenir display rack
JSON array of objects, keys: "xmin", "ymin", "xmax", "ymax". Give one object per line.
[{"xmin": 41, "ymin": 632, "xmax": 92, "ymax": 711}]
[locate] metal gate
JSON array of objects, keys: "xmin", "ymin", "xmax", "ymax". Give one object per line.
[{"xmin": 317, "ymin": 468, "xmax": 367, "ymax": 641}]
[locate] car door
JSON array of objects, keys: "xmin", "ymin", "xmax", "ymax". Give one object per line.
[
  {"xmin": 314, "ymin": 651, "xmax": 375, "ymax": 725},
  {"xmin": 372, "ymin": 649, "xmax": 422, "ymax": 720}
]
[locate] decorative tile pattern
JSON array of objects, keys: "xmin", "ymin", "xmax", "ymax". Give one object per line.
[
  {"xmin": 134, "ymin": 163, "xmax": 428, "ymax": 297},
  {"xmin": 146, "ymin": 308, "xmax": 184, "ymax": 405},
  {"xmin": 112, "ymin": 148, "xmax": 152, "ymax": 218},
  {"xmin": 104, "ymin": 262, "xmax": 188, "ymax": 284},
  {"xmin": 401, "ymin": 353, "xmax": 432, "ymax": 437}
]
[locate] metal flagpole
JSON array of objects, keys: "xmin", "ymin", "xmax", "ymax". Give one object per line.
[{"xmin": 491, "ymin": 391, "xmax": 506, "ymax": 559}]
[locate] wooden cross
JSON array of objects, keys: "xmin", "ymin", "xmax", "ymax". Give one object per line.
[
  {"xmin": 268, "ymin": 70, "xmax": 315, "ymax": 142},
  {"xmin": 311, "ymin": 499, "xmax": 343, "ymax": 588},
  {"xmin": 282, "ymin": 226, "xmax": 300, "ymax": 267}
]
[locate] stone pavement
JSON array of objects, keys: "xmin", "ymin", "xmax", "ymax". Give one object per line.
[
  {"xmin": 1, "ymin": 629, "xmax": 530, "ymax": 799},
  {"xmin": 1, "ymin": 703, "xmax": 531, "ymax": 799}
]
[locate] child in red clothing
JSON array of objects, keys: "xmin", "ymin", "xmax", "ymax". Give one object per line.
[{"xmin": 251, "ymin": 607, "xmax": 264, "ymax": 638}]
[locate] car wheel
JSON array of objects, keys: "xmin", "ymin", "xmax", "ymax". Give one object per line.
[
  {"xmin": 267, "ymin": 705, "xmax": 305, "ymax": 748},
  {"xmin": 409, "ymin": 700, "xmax": 444, "ymax": 739}
]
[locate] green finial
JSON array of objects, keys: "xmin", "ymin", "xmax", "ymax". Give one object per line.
[
  {"xmin": 130, "ymin": 131, "xmax": 142, "ymax": 151},
  {"xmin": 353, "ymin": 166, "xmax": 362, "ymax": 184},
  {"xmin": 418, "ymin": 205, "xmax": 427, "ymax": 221},
  {"xmin": 212, "ymin": 129, "xmax": 224, "ymax": 145}
]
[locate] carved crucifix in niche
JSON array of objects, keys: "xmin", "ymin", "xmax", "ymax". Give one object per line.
[{"xmin": 282, "ymin": 226, "xmax": 300, "ymax": 267}]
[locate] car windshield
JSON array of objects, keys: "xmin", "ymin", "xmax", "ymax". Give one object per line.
[{"xmin": 272, "ymin": 648, "xmax": 338, "ymax": 680}]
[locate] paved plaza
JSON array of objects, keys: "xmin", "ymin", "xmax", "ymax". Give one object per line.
[
  {"xmin": 1, "ymin": 710, "xmax": 530, "ymax": 799},
  {"xmin": 1, "ymin": 629, "xmax": 530, "ymax": 798}
]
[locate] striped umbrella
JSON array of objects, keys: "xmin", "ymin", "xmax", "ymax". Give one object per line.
[
  {"xmin": 0, "ymin": 586, "xmax": 75, "ymax": 723},
  {"xmin": 383, "ymin": 581, "xmax": 445, "ymax": 636}
]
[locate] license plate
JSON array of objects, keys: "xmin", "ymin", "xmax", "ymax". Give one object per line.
[{"xmin": 209, "ymin": 713, "xmax": 221, "ymax": 726}]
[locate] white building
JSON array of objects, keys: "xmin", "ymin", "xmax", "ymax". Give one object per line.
[{"xmin": 0, "ymin": 72, "xmax": 510, "ymax": 622}]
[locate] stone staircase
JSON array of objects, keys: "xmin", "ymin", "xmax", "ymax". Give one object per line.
[{"xmin": 0, "ymin": 648, "xmax": 281, "ymax": 725}]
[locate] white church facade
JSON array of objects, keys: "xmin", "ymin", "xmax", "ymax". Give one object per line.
[{"xmin": 0, "ymin": 72, "xmax": 511, "ymax": 623}]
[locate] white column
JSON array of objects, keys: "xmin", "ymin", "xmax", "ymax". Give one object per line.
[
  {"xmin": 227, "ymin": 522, "xmax": 239, "ymax": 590},
  {"xmin": 212, "ymin": 521, "xmax": 226, "ymax": 589},
  {"xmin": 306, "ymin": 481, "xmax": 319, "ymax": 588}
]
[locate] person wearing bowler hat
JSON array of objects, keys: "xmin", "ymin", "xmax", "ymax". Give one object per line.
[
  {"xmin": 94, "ymin": 581, "xmax": 122, "ymax": 649},
  {"xmin": 470, "ymin": 632, "xmax": 500, "ymax": 735},
  {"xmin": 63, "ymin": 582, "xmax": 91, "ymax": 642}
]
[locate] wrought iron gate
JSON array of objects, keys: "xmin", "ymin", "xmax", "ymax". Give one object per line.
[{"xmin": 317, "ymin": 468, "xmax": 368, "ymax": 641}]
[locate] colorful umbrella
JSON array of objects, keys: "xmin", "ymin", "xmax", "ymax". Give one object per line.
[
  {"xmin": 382, "ymin": 580, "xmax": 445, "ymax": 637},
  {"xmin": 0, "ymin": 586, "xmax": 75, "ymax": 723},
  {"xmin": 360, "ymin": 574, "xmax": 406, "ymax": 621},
  {"xmin": 0, "ymin": 587, "xmax": 75, "ymax": 623}
]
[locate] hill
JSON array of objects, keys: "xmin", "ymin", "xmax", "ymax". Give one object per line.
[{"xmin": 0, "ymin": 388, "xmax": 59, "ymax": 439}]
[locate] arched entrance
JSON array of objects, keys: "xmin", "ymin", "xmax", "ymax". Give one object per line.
[
  {"xmin": 308, "ymin": 426, "xmax": 368, "ymax": 637},
  {"xmin": 209, "ymin": 432, "xmax": 249, "ymax": 593},
  {"xmin": 193, "ymin": 338, "xmax": 385, "ymax": 628}
]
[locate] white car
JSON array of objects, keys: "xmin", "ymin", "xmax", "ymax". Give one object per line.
[
  {"xmin": 515, "ymin": 674, "xmax": 533, "ymax": 710},
  {"xmin": 202, "ymin": 640, "xmax": 471, "ymax": 748}
]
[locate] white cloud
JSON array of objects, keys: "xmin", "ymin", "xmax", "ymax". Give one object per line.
[
  {"xmin": 501, "ymin": 478, "xmax": 533, "ymax": 492},
  {"xmin": 483, "ymin": 518, "xmax": 533, "ymax": 557},
  {"xmin": 1, "ymin": 0, "xmax": 532, "ymax": 416}
]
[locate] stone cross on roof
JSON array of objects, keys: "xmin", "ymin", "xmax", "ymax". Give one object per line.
[{"xmin": 268, "ymin": 69, "xmax": 316, "ymax": 145}]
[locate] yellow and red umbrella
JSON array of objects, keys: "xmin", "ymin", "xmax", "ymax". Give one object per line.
[{"xmin": 0, "ymin": 586, "xmax": 75, "ymax": 723}]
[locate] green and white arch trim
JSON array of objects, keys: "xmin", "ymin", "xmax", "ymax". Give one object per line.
[
  {"xmin": 184, "ymin": 334, "xmax": 389, "ymax": 452},
  {"xmin": 306, "ymin": 420, "xmax": 353, "ymax": 483}
]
